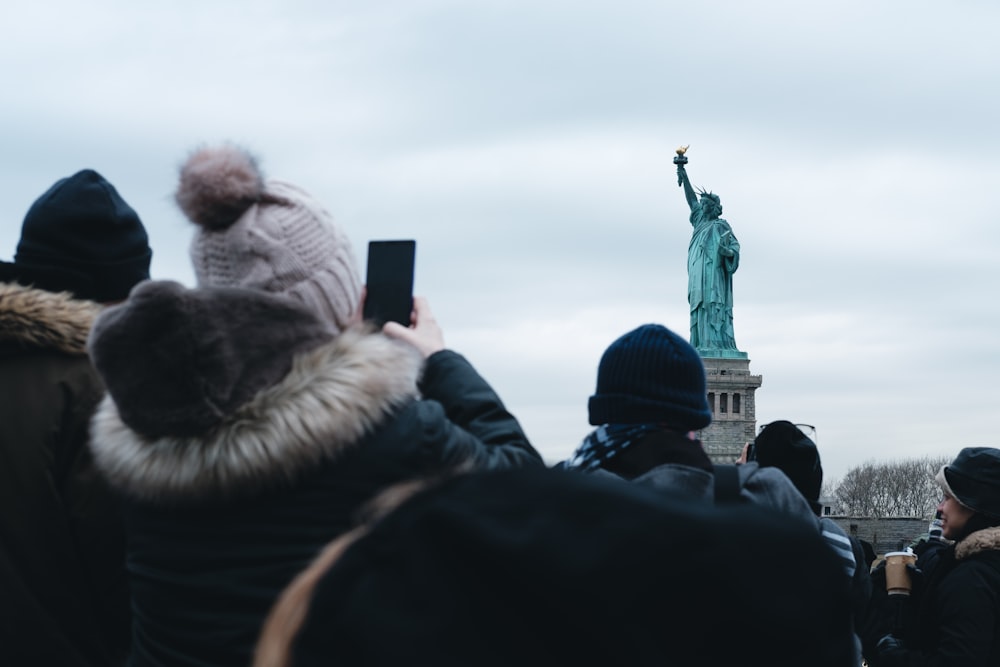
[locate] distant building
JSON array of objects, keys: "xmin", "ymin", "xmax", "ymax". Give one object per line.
[{"xmin": 818, "ymin": 495, "xmax": 838, "ymax": 517}]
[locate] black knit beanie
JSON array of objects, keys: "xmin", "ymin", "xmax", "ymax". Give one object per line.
[
  {"xmin": 0, "ymin": 169, "xmax": 152, "ymax": 302},
  {"xmin": 752, "ymin": 421, "xmax": 823, "ymax": 504},
  {"xmin": 588, "ymin": 324, "xmax": 711, "ymax": 430}
]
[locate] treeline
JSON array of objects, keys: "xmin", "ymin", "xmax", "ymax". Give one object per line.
[{"xmin": 828, "ymin": 455, "xmax": 950, "ymax": 519}]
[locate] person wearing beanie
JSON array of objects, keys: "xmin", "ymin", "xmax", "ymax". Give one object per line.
[
  {"xmin": 253, "ymin": 467, "xmax": 860, "ymax": 667},
  {"xmin": 750, "ymin": 421, "xmax": 857, "ymax": 575},
  {"xmin": 86, "ymin": 280, "xmax": 542, "ymax": 667},
  {"xmin": 874, "ymin": 447, "xmax": 1000, "ymax": 666},
  {"xmin": 0, "ymin": 169, "xmax": 151, "ymax": 666},
  {"xmin": 749, "ymin": 420, "xmax": 877, "ymax": 662},
  {"xmin": 175, "ymin": 143, "xmax": 361, "ymax": 333},
  {"xmin": 556, "ymin": 324, "xmax": 816, "ymax": 523},
  {"xmin": 750, "ymin": 421, "xmax": 825, "ymax": 511}
]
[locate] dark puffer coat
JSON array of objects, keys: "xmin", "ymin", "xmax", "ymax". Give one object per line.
[
  {"xmin": 88, "ymin": 326, "xmax": 542, "ymax": 667},
  {"xmin": 0, "ymin": 283, "xmax": 130, "ymax": 666}
]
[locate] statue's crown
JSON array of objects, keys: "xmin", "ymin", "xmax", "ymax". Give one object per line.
[{"xmin": 696, "ymin": 187, "xmax": 720, "ymax": 205}]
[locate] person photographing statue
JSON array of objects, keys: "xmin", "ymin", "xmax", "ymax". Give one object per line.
[{"xmin": 674, "ymin": 147, "xmax": 743, "ymax": 356}]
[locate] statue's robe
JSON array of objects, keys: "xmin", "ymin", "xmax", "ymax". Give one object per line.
[{"xmin": 687, "ymin": 202, "xmax": 740, "ymax": 352}]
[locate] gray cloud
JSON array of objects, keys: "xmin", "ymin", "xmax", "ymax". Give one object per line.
[{"xmin": 1, "ymin": 0, "xmax": 997, "ymax": 480}]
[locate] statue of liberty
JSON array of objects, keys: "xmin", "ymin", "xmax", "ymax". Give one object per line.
[{"xmin": 674, "ymin": 147, "xmax": 745, "ymax": 358}]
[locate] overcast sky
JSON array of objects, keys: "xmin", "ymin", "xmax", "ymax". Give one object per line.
[{"xmin": 2, "ymin": 0, "xmax": 997, "ymax": 483}]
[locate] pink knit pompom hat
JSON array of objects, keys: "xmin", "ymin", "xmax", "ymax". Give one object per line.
[{"xmin": 175, "ymin": 144, "xmax": 361, "ymax": 333}]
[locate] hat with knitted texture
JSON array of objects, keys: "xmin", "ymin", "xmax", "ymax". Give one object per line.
[
  {"xmin": 588, "ymin": 324, "xmax": 711, "ymax": 430},
  {"xmin": 0, "ymin": 169, "xmax": 151, "ymax": 302},
  {"xmin": 176, "ymin": 144, "xmax": 361, "ymax": 333},
  {"xmin": 88, "ymin": 280, "xmax": 335, "ymax": 439}
]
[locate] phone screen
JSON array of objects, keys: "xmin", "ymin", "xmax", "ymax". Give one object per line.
[{"xmin": 363, "ymin": 240, "xmax": 416, "ymax": 326}]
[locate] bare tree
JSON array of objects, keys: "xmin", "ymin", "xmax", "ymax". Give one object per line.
[{"xmin": 833, "ymin": 456, "xmax": 949, "ymax": 518}]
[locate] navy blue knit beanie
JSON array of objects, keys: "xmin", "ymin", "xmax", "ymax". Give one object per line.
[
  {"xmin": 588, "ymin": 324, "xmax": 711, "ymax": 430},
  {"xmin": 0, "ymin": 169, "xmax": 152, "ymax": 302}
]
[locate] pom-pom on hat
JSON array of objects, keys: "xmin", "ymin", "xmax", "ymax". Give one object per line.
[
  {"xmin": 935, "ymin": 447, "xmax": 1000, "ymax": 519},
  {"xmin": 88, "ymin": 280, "xmax": 335, "ymax": 440},
  {"xmin": 176, "ymin": 144, "xmax": 362, "ymax": 333},
  {"xmin": 588, "ymin": 324, "xmax": 711, "ymax": 431},
  {"xmin": 0, "ymin": 169, "xmax": 151, "ymax": 302},
  {"xmin": 752, "ymin": 421, "xmax": 823, "ymax": 506}
]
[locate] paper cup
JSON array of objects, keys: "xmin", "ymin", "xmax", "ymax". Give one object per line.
[{"xmin": 884, "ymin": 551, "xmax": 918, "ymax": 595}]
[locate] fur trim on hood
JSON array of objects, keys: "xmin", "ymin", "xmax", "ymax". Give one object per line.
[
  {"xmin": 955, "ymin": 525, "xmax": 1000, "ymax": 560},
  {"xmin": 89, "ymin": 328, "xmax": 422, "ymax": 503},
  {"xmin": 0, "ymin": 282, "xmax": 101, "ymax": 354}
]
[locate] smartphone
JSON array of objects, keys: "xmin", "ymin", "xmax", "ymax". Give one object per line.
[{"xmin": 363, "ymin": 240, "xmax": 416, "ymax": 326}]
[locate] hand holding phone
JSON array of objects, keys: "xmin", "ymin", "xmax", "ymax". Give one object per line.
[
  {"xmin": 362, "ymin": 240, "xmax": 416, "ymax": 327},
  {"xmin": 382, "ymin": 296, "xmax": 445, "ymax": 358}
]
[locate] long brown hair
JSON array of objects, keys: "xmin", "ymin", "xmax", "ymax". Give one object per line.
[{"xmin": 252, "ymin": 527, "xmax": 367, "ymax": 667}]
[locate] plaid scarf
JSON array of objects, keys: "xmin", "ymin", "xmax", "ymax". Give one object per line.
[{"xmin": 560, "ymin": 423, "xmax": 662, "ymax": 472}]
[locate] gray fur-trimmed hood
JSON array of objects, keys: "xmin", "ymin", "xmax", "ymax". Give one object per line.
[
  {"xmin": 955, "ymin": 525, "xmax": 1000, "ymax": 560},
  {"xmin": 0, "ymin": 281, "xmax": 101, "ymax": 354},
  {"xmin": 90, "ymin": 327, "xmax": 423, "ymax": 503}
]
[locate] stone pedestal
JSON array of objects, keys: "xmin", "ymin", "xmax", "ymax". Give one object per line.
[{"xmin": 696, "ymin": 356, "xmax": 762, "ymax": 464}]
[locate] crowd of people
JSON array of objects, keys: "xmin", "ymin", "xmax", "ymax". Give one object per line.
[{"xmin": 2, "ymin": 144, "xmax": 998, "ymax": 666}]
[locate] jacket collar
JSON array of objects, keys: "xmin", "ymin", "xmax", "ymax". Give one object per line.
[
  {"xmin": 90, "ymin": 328, "xmax": 422, "ymax": 503},
  {"xmin": 955, "ymin": 525, "xmax": 1000, "ymax": 560},
  {"xmin": 0, "ymin": 281, "xmax": 101, "ymax": 355}
]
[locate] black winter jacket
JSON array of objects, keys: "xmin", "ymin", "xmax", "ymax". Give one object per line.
[
  {"xmin": 89, "ymin": 329, "xmax": 542, "ymax": 667},
  {"xmin": 0, "ymin": 283, "xmax": 131, "ymax": 666},
  {"xmin": 885, "ymin": 526, "xmax": 1000, "ymax": 666}
]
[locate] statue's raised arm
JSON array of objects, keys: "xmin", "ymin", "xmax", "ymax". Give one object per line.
[{"xmin": 674, "ymin": 145, "xmax": 697, "ymax": 211}]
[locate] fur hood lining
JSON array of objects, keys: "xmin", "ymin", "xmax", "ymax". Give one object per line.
[
  {"xmin": 955, "ymin": 525, "xmax": 1000, "ymax": 560},
  {"xmin": 0, "ymin": 282, "xmax": 101, "ymax": 354},
  {"xmin": 89, "ymin": 329, "xmax": 422, "ymax": 502}
]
